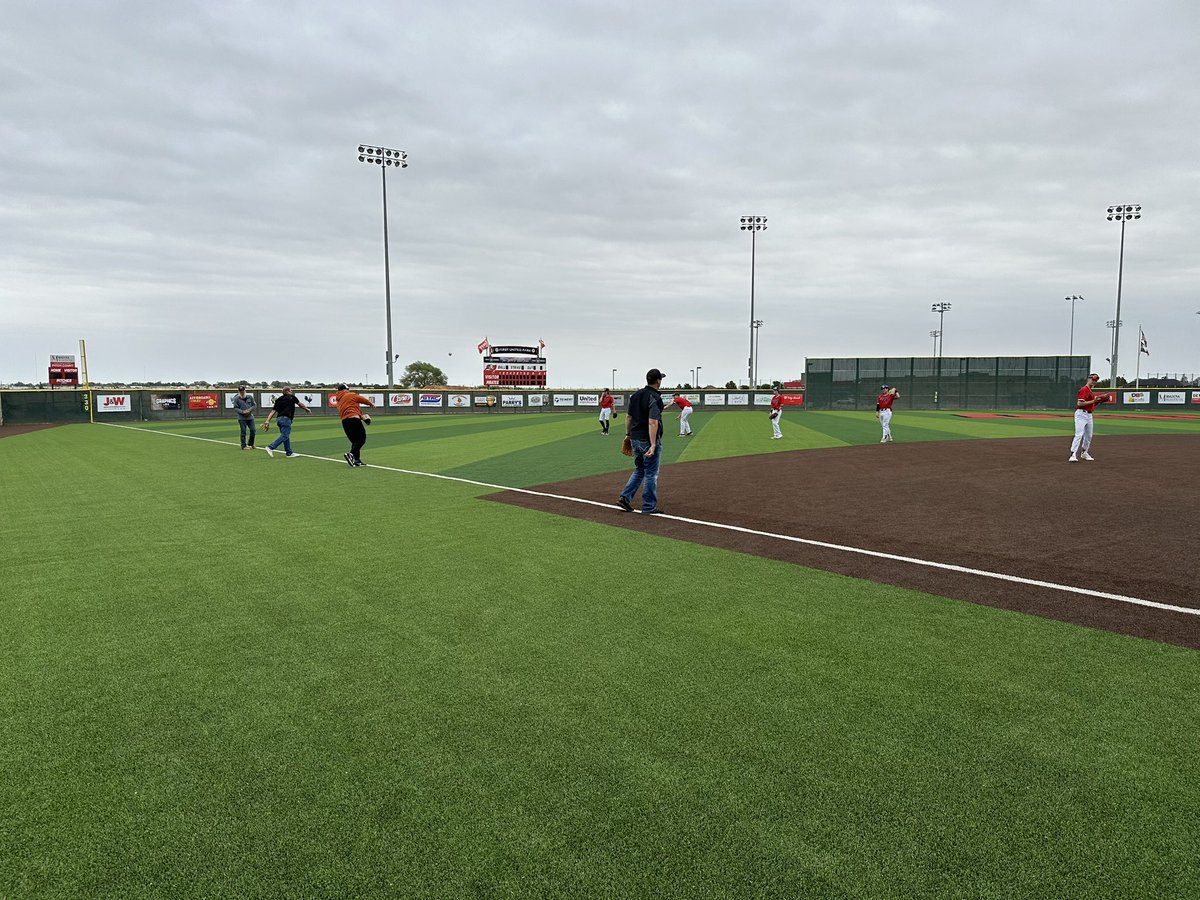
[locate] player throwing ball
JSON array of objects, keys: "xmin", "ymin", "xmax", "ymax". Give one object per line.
[
  {"xmin": 1068, "ymin": 372, "xmax": 1106, "ymax": 462},
  {"xmin": 332, "ymin": 383, "xmax": 375, "ymax": 467},
  {"xmin": 876, "ymin": 384, "xmax": 899, "ymax": 443}
]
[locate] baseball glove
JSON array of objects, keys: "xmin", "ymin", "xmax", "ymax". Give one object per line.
[
  {"xmin": 362, "ymin": 414, "xmax": 372, "ymax": 425},
  {"xmin": 621, "ymin": 436, "xmax": 633, "ymax": 457},
  {"xmin": 769, "ymin": 411, "xmax": 779, "ymax": 420}
]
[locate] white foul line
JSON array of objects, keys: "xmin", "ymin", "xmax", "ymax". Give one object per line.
[{"xmin": 98, "ymin": 421, "xmax": 1200, "ymax": 618}]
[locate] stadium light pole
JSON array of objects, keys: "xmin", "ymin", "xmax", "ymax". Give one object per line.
[
  {"xmin": 1106, "ymin": 319, "xmax": 1123, "ymax": 384},
  {"xmin": 931, "ymin": 302, "xmax": 951, "ymax": 409},
  {"xmin": 612, "ymin": 368, "xmax": 617, "ymax": 389},
  {"xmin": 690, "ymin": 368, "xmax": 696, "ymax": 388},
  {"xmin": 740, "ymin": 216, "xmax": 767, "ymax": 387},
  {"xmin": 1065, "ymin": 295, "xmax": 1084, "ymax": 356},
  {"xmin": 357, "ymin": 144, "xmax": 408, "ymax": 391},
  {"xmin": 1106, "ymin": 204, "xmax": 1141, "ymax": 393},
  {"xmin": 930, "ymin": 329, "xmax": 940, "ymax": 357},
  {"xmin": 696, "ymin": 365, "xmax": 702, "ymax": 388}
]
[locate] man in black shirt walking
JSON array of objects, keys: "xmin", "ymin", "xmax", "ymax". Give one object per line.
[
  {"xmin": 262, "ymin": 386, "xmax": 311, "ymax": 458},
  {"xmin": 617, "ymin": 368, "xmax": 666, "ymax": 514}
]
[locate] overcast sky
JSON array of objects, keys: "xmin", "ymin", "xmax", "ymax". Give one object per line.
[{"xmin": 3, "ymin": 0, "xmax": 1198, "ymax": 388}]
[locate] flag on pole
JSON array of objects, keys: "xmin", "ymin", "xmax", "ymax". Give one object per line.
[
  {"xmin": 1139, "ymin": 329, "xmax": 1149, "ymax": 355},
  {"xmin": 477, "ymin": 337, "xmax": 489, "ymax": 354},
  {"xmin": 538, "ymin": 339, "xmax": 546, "ymax": 351}
]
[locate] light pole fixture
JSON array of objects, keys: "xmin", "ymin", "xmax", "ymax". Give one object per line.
[
  {"xmin": 357, "ymin": 144, "xmax": 408, "ymax": 391},
  {"xmin": 1065, "ymin": 295, "xmax": 1084, "ymax": 356},
  {"xmin": 930, "ymin": 329, "xmax": 940, "ymax": 357},
  {"xmin": 751, "ymin": 319, "xmax": 764, "ymax": 386},
  {"xmin": 740, "ymin": 216, "xmax": 767, "ymax": 386},
  {"xmin": 690, "ymin": 368, "xmax": 696, "ymax": 388},
  {"xmin": 696, "ymin": 365, "xmax": 702, "ymax": 388},
  {"xmin": 1106, "ymin": 204, "xmax": 1141, "ymax": 393},
  {"xmin": 612, "ymin": 368, "xmax": 617, "ymax": 389}
]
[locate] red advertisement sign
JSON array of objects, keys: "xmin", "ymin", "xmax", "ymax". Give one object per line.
[
  {"xmin": 780, "ymin": 393, "xmax": 805, "ymax": 406},
  {"xmin": 188, "ymin": 392, "xmax": 219, "ymax": 410}
]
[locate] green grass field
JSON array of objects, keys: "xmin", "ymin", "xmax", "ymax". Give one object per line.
[{"xmin": 2, "ymin": 411, "xmax": 1198, "ymax": 898}]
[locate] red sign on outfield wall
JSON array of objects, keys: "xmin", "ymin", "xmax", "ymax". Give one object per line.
[
  {"xmin": 780, "ymin": 393, "xmax": 805, "ymax": 406},
  {"xmin": 188, "ymin": 392, "xmax": 219, "ymax": 410}
]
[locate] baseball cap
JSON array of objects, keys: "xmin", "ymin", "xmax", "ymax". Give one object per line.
[
  {"xmin": 646, "ymin": 368, "xmax": 666, "ymax": 384},
  {"xmin": 881, "ymin": 383, "xmax": 890, "ymax": 389},
  {"xmin": 336, "ymin": 383, "xmax": 348, "ymax": 391}
]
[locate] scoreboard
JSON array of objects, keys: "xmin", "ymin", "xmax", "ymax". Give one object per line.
[
  {"xmin": 482, "ymin": 345, "xmax": 546, "ymax": 387},
  {"xmin": 49, "ymin": 354, "xmax": 80, "ymax": 386}
]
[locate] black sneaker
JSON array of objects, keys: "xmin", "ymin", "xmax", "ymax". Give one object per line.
[
  {"xmin": 641, "ymin": 507, "xmax": 659, "ymax": 515},
  {"xmin": 344, "ymin": 452, "xmax": 354, "ymax": 467},
  {"xmin": 617, "ymin": 496, "xmax": 633, "ymax": 512}
]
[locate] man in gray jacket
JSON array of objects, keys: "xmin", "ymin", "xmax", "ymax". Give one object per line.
[{"xmin": 231, "ymin": 385, "xmax": 257, "ymax": 450}]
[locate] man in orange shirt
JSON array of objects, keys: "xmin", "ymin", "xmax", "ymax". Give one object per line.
[{"xmin": 333, "ymin": 383, "xmax": 375, "ymax": 468}]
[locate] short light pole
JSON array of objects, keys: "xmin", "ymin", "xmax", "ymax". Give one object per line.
[
  {"xmin": 740, "ymin": 216, "xmax": 767, "ymax": 387},
  {"xmin": 690, "ymin": 368, "xmax": 696, "ymax": 388},
  {"xmin": 931, "ymin": 302, "xmax": 951, "ymax": 409},
  {"xmin": 930, "ymin": 329, "xmax": 940, "ymax": 357},
  {"xmin": 696, "ymin": 365, "xmax": 702, "ymax": 388},
  {"xmin": 751, "ymin": 319, "xmax": 764, "ymax": 386},
  {"xmin": 1065, "ymin": 295, "xmax": 1084, "ymax": 355},
  {"xmin": 1106, "ymin": 204, "xmax": 1141, "ymax": 394},
  {"xmin": 612, "ymin": 368, "xmax": 617, "ymax": 389},
  {"xmin": 357, "ymin": 144, "xmax": 408, "ymax": 391}
]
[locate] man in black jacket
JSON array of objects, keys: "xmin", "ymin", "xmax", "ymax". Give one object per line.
[{"xmin": 617, "ymin": 368, "xmax": 666, "ymax": 514}]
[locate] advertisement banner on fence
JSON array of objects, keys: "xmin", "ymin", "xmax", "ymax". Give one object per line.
[
  {"xmin": 448, "ymin": 394, "xmax": 470, "ymax": 408},
  {"xmin": 419, "ymin": 393, "xmax": 443, "ymax": 407},
  {"xmin": 577, "ymin": 393, "xmax": 599, "ymax": 407},
  {"xmin": 502, "ymin": 395, "xmax": 524, "ymax": 407},
  {"xmin": 327, "ymin": 392, "xmax": 384, "ymax": 408},
  {"xmin": 781, "ymin": 393, "xmax": 805, "ymax": 406},
  {"xmin": 727, "ymin": 393, "xmax": 749, "ymax": 406},
  {"xmin": 389, "ymin": 393, "xmax": 414, "ymax": 407},
  {"xmin": 473, "ymin": 396, "xmax": 491, "ymax": 407},
  {"xmin": 527, "ymin": 394, "xmax": 545, "ymax": 407},
  {"xmin": 753, "ymin": 393, "xmax": 775, "ymax": 406},
  {"xmin": 553, "ymin": 394, "xmax": 575, "ymax": 407},
  {"xmin": 1159, "ymin": 391, "xmax": 1185, "ymax": 405},
  {"xmin": 151, "ymin": 393, "xmax": 182, "ymax": 411},
  {"xmin": 97, "ymin": 394, "xmax": 132, "ymax": 412},
  {"xmin": 188, "ymin": 392, "xmax": 219, "ymax": 410},
  {"xmin": 704, "ymin": 394, "xmax": 727, "ymax": 406},
  {"xmin": 262, "ymin": 391, "xmax": 321, "ymax": 409},
  {"xmin": 1192, "ymin": 391, "xmax": 1200, "ymax": 405},
  {"xmin": 224, "ymin": 392, "xmax": 252, "ymax": 409},
  {"xmin": 1123, "ymin": 391, "xmax": 1150, "ymax": 405}
]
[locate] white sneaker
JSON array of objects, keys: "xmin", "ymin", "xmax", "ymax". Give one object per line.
[
  {"xmin": 1081, "ymin": 452, "xmax": 1095, "ymax": 461},
  {"xmin": 880, "ymin": 437, "xmax": 887, "ymax": 443},
  {"xmin": 1067, "ymin": 455, "xmax": 1078, "ymax": 462},
  {"xmin": 265, "ymin": 446, "xmax": 274, "ymax": 458}
]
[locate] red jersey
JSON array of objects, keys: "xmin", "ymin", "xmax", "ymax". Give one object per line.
[
  {"xmin": 1077, "ymin": 385, "xmax": 1100, "ymax": 413},
  {"xmin": 600, "ymin": 394, "xmax": 614, "ymax": 409},
  {"xmin": 770, "ymin": 394, "xmax": 783, "ymax": 412},
  {"xmin": 672, "ymin": 396, "xmax": 691, "ymax": 409},
  {"xmin": 877, "ymin": 390, "xmax": 896, "ymax": 411}
]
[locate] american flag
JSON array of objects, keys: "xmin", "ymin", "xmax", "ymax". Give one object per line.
[{"xmin": 1139, "ymin": 329, "xmax": 1149, "ymax": 355}]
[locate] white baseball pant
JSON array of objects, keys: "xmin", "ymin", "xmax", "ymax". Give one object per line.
[
  {"xmin": 880, "ymin": 408, "xmax": 893, "ymax": 442},
  {"xmin": 1070, "ymin": 409, "xmax": 1093, "ymax": 456},
  {"xmin": 679, "ymin": 406, "xmax": 692, "ymax": 435}
]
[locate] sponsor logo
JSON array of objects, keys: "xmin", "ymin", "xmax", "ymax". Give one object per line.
[
  {"xmin": 188, "ymin": 392, "xmax": 219, "ymax": 411},
  {"xmin": 1159, "ymin": 391, "xmax": 1185, "ymax": 404},
  {"xmin": 390, "ymin": 393, "xmax": 413, "ymax": 407},
  {"xmin": 727, "ymin": 393, "xmax": 749, "ymax": 406},
  {"xmin": 1124, "ymin": 391, "xmax": 1150, "ymax": 405},
  {"xmin": 502, "ymin": 395, "xmax": 524, "ymax": 407},
  {"xmin": 527, "ymin": 394, "xmax": 545, "ymax": 406},
  {"xmin": 474, "ymin": 396, "xmax": 491, "ymax": 406},
  {"xmin": 1192, "ymin": 391, "xmax": 1200, "ymax": 405},
  {"xmin": 419, "ymin": 394, "xmax": 443, "ymax": 407},
  {"xmin": 704, "ymin": 394, "xmax": 727, "ymax": 406},
  {"xmin": 577, "ymin": 393, "xmax": 599, "ymax": 407},
  {"xmin": 97, "ymin": 394, "xmax": 131, "ymax": 412},
  {"xmin": 553, "ymin": 394, "xmax": 575, "ymax": 407},
  {"xmin": 753, "ymin": 393, "xmax": 775, "ymax": 406},
  {"xmin": 449, "ymin": 394, "xmax": 470, "ymax": 407}
]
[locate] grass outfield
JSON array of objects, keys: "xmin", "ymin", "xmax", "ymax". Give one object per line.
[{"xmin": 2, "ymin": 411, "xmax": 1198, "ymax": 898}]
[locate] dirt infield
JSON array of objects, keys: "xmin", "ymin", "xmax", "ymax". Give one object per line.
[
  {"xmin": 489, "ymin": 434, "xmax": 1200, "ymax": 650},
  {"xmin": 0, "ymin": 424, "xmax": 61, "ymax": 439}
]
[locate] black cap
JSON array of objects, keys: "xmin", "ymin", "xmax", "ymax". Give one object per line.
[
  {"xmin": 881, "ymin": 384, "xmax": 889, "ymax": 389},
  {"xmin": 336, "ymin": 383, "xmax": 348, "ymax": 391},
  {"xmin": 646, "ymin": 368, "xmax": 665, "ymax": 384}
]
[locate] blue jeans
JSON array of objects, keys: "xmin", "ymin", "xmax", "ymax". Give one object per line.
[
  {"xmin": 238, "ymin": 416, "xmax": 255, "ymax": 448},
  {"xmin": 269, "ymin": 416, "xmax": 293, "ymax": 454},
  {"xmin": 620, "ymin": 438, "xmax": 660, "ymax": 512}
]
